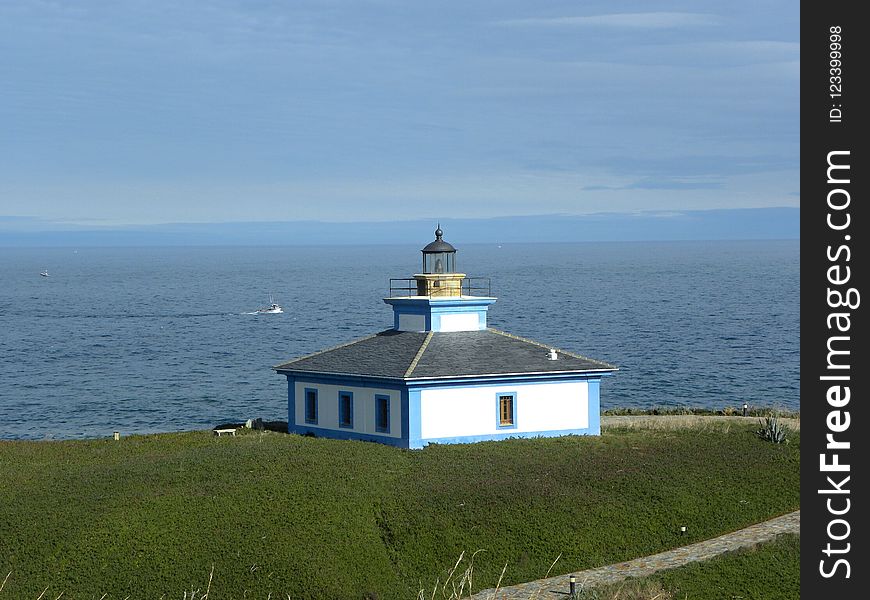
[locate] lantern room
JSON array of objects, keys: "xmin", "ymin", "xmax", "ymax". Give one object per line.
[
  {"xmin": 421, "ymin": 225, "xmax": 456, "ymax": 274},
  {"xmin": 384, "ymin": 225, "xmax": 496, "ymax": 331},
  {"xmin": 415, "ymin": 225, "xmax": 465, "ymax": 297}
]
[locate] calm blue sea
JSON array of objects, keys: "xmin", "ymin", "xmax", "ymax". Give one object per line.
[{"xmin": 0, "ymin": 241, "xmax": 799, "ymax": 440}]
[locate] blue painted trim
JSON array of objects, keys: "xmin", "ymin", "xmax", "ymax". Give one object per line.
[
  {"xmin": 428, "ymin": 298, "xmax": 497, "ymax": 308},
  {"xmin": 303, "ymin": 387, "xmax": 319, "ymax": 425},
  {"xmin": 388, "ymin": 302, "xmax": 432, "ymax": 316},
  {"xmin": 338, "ymin": 390, "xmax": 354, "ymax": 429},
  {"xmin": 587, "ymin": 378, "xmax": 602, "ymax": 435},
  {"xmin": 384, "ymin": 297, "xmax": 497, "ymax": 309},
  {"xmin": 384, "ymin": 297, "xmax": 496, "ymax": 332},
  {"xmin": 276, "ymin": 371, "xmax": 406, "ymax": 388},
  {"xmin": 408, "ymin": 388, "xmax": 422, "ymax": 449},
  {"xmin": 386, "ymin": 300, "xmax": 430, "ymax": 314},
  {"xmin": 430, "ymin": 304, "xmax": 493, "ymax": 313},
  {"xmin": 495, "ymin": 391, "xmax": 518, "ymax": 429},
  {"xmin": 408, "ymin": 371, "xmax": 615, "ymax": 388},
  {"xmin": 290, "ymin": 425, "xmax": 409, "ymax": 448},
  {"xmin": 287, "ymin": 376, "xmax": 296, "ymax": 429},
  {"xmin": 401, "ymin": 388, "xmax": 410, "ymax": 441},
  {"xmin": 375, "ymin": 394, "xmax": 391, "ymax": 433},
  {"xmin": 420, "ymin": 427, "xmax": 598, "ymax": 447},
  {"xmin": 281, "ymin": 369, "xmax": 613, "ymax": 389}
]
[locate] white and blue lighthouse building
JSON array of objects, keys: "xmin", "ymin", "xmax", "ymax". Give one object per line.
[{"xmin": 274, "ymin": 227, "xmax": 617, "ymax": 449}]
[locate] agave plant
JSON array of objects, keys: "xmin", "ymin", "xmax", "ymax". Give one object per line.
[{"xmin": 756, "ymin": 416, "xmax": 788, "ymax": 443}]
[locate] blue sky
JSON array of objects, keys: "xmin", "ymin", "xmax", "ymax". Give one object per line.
[{"xmin": 0, "ymin": 1, "xmax": 799, "ymax": 227}]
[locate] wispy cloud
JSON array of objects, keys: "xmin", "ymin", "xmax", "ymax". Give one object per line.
[
  {"xmin": 583, "ymin": 176, "xmax": 724, "ymax": 191},
  {"xmin": 0, "ymin": 2, "xmax": 797, "ymax": 224},
  {"xmin": 497, "ymin": 12, "xmax": 721, "ymax": 29}
]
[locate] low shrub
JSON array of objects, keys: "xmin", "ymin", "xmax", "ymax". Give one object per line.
[{"xmin": 756, "ymin": 416, "xmax": 789, "ymax": 444}]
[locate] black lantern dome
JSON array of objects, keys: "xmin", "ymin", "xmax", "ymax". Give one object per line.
[{"xmin": 421, "ymin": 224, "xmax": 456, "ymax": 274}]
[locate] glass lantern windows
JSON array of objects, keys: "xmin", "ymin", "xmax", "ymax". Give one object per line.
[
  {"xmin": 423, "ymin": 251, "xmax": 455, "ymax": 274},
  {"xmin": 420, "ymin": 225, "xmax": 457, "ymax": 274}
]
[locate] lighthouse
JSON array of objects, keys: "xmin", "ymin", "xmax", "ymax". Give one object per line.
[
  {"xmin": 275, "ymin": 226, "xmax": 617, "ymax": 449},
  {"xmin": 385, "ymin": 225, "xmax": 496, "ymax": 333}
]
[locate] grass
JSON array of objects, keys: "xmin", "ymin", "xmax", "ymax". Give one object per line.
[
  {"xmin": 586, "ymin": 533, "xmax": 800, "ymax": 599},
  {"xmin": 602, "ymin": 406, "xmax": 800, "ymax": 419},
  {"xmin": 601, "ymin": 415, "xmax": 799, "ymax": 434},
  {"xmin": 0, "ymin": 423, "xmax": 799, "ymax": 599}
]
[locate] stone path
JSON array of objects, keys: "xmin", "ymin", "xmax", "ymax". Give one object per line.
[{"xmin": 470, "ymin": 510, "xmax": 800, "ymax": 599}]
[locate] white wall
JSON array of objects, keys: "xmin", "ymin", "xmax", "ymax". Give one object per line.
[
  {"xmin": 437, "ymin": 312, "xmax": 481, "ymax": 332},
  {"xmin": 295, "ymin": 381, "xmax": 401, "ymax": 438},
  {"xmin": 419, "ymin": 381, "xmax": 588, "ymax": 439}
]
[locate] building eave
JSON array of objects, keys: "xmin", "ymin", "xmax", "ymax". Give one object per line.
[
  {"xmin": 273, "ymin": 366, "xmax": 405, "ymax": 381},
  {"xmin": 404, "ymin": 368, "xmax": 618, "ymax": 383},
  {"xmin": 275, "ymin": 366, "xmax": 617, "ymax": 384}
]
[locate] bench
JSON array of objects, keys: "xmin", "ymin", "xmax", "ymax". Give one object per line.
[{"xmin": 214, "ymin": 428, "xmax": 237, "ymax": 436}]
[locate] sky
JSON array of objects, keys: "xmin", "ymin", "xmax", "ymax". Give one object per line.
[{"xmin": 0, "ymin": 1, "xmax": 799, "ymax": 227}]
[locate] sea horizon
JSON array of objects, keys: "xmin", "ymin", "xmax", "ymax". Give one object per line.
[
  {"xmin": 0, "ymin": 207, "xmax": 799, "ymax": 247},
  {"xmin": 0, "ymin": 239, "xmax": 799, "ymax": 440}
]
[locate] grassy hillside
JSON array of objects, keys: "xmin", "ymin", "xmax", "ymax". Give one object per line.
[
  {"xmin": 0, "ymin": 423, "xmax": 799, "ymax": 599},
  {"xmin": 588, "ymin": 534, "xmax": 800, "ymax": 600},
  {"xmin": 655, "ymin": 533, "xmax": 800, "ymax": 599}
]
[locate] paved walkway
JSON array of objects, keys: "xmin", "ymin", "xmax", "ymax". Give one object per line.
[{"xmin": 470, "ymin": 510, "xmax": 800, "ymax": 599}]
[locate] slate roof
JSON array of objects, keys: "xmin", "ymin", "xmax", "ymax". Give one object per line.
[{"xmin": 274, "ymin": 328, "xmax": 617, "ymax": 381}]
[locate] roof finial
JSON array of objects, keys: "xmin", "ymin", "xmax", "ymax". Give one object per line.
[{"xmin": 435, "ymin": 222, "xmax": 443, "ymax": 240}]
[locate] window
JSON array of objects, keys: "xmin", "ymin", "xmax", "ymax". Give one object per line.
[
  {"xmin": 497, "ymin": 392, "xmax": 516, "ymax": 429},
  {"xmin": 375, "ymin": 395, "xmax": 390, "ymax": 433},
  {"xmin": 304, "ymin": 388, "xmax": 318, "ymax": 424},
  {"xmin": 339, "ymin": 391, "xmax": 354, "ymax": 428}
]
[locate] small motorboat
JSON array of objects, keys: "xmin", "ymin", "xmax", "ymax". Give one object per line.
[
  {"xmin": 40, "ymin": 270, "xmax": 49, "ymax": 277},
  {"xmin": 255, "ymin": 295, "xmax": 283, "ymax": 314}
]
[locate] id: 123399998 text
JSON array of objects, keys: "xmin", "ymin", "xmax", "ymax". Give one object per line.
[{"xmin": 829, "ymin": 26, "xmax": 844, "ymax": 123}]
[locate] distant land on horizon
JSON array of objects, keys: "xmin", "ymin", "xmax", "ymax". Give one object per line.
[{"xmin": 0, "ymin": 207, "xmax": 798, "ymax": 247}]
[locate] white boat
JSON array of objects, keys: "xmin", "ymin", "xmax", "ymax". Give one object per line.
[
  {"xmin": 255, "ymin": 295, "xmax": 283, "ymax": 314},
  {"xmin": 40, "ymin": 270, "xmax": 49, "ymax": 277}
]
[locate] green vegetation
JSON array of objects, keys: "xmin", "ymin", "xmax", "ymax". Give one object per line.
[
  {"xmin": 0, "ymin": 424, "xmax": 799, "ymax": 599},
  {"xmin": 756, "ymin": 416, "xmax": 791, "ymax": 444},
  {"xmin": 587, "ymin": 534, "xmax": 800, "ymax": 599},
  {"xmin": 602, "ymin": 406, "xmax": 800, "ymax": 418},
  {"xmin": 656, "ymin": 533, "xmax": 800, "ymax": 599}
]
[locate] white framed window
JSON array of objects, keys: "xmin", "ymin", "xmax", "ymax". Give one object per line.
[{"xmin": 496, "ymin": 392, "xmax": 517, "ymax": 429}]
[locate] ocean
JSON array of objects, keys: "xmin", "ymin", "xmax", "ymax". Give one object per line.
[{"xmin": 0, "ymin": 240, "xmax": 799, "ymax": 440}]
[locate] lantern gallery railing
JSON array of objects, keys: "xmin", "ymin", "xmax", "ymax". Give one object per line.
[{"xmin": 389, "ymin": 277, "xmax": 492, "ymax": 297}]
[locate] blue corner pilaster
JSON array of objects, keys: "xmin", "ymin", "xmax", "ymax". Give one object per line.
[
  {"xmin": 287, "ymin": 375, "xmax": 296, "ymax": 431},
  {"xmin": 587, "ymin": 377, "xmax": 601, "ymax": 435},
  {"xmin": 408, "ymin": 388, "xmax": 423, "ymax": 449},
  {"xmin": 400, "ymin": 388, "xmax": 410, "ymax": 441}
]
